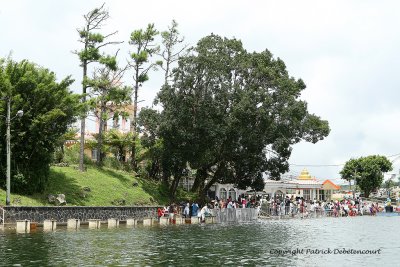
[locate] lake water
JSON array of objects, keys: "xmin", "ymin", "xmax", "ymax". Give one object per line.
[{"xmin": 1, "ymin": 216, "xmax": 399, "ymax": 266}]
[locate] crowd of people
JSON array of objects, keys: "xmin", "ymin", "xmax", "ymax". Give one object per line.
[
  {"xmin": 157, "ymin": 195, "xmax": 262, "ymax": 222},
  {"xmin": 264, "ymin": 195, "xmax": 399, "ymax": 217},
  {"xmin": 157, "ymin": 201, "xmax": 212, "ymax": 223},
  {"xmin": 156, "ymin": 194, "xmax": 398, "ymax": 223}
]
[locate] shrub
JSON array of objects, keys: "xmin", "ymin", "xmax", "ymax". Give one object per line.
[
  {"xmin": 64, "ymin": 144, "xmax": 92, "ymax": 165},
  {"xmin": 53, "ymin": 148, "xmax": 64, "ymax": 163},
  {"xmin": 0, "ymin": 59, "xmax": 80, "ymax": 193},
  {"xmin": 11, "ymin": 173, "xmax": 28, "ymax": 193},
  {"xmin": 103, "ymin": 156, "xmax": 132, "ymax": 172}
]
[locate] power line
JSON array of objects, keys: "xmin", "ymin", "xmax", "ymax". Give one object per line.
[
  {"xmin": 387, "ymin": 153, "xmax": 400, "ymax": 158},
  {"xmin": 289, "ymin": 164, "xmax": 343, "ymax": 167},
  {"xmin": 288, "ymin": 152, "xmax": 400, "ymax": 168}
]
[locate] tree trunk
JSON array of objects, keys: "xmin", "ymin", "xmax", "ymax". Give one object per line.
[
  {"xmin": 191, "ymin": 167, "xmax": 207, "ymax": 193},
  {"xmin": 97, "ymin": 104, "xmax": 106, "ymax": 165},
  {"xmin": 149, "ymin": 159, "xmax": 160, "ymax": 180},
  {"xmin": 130, "ymin": 65, "xmax": 139, "ymax": 171},
  {"xmin": 169, "ymin": 176, "xmax": 181, "ymax": 200},
  {"xmin": 79, "ymin": 59, "xmax": 88, "ymax": 172},
  {"xmin": 191, "ymin": 176, "xmax": 201, "ymax": 193},
  {"xmin": 199, "ymin": 163, "xmax": 223, "ymax": 201},
  {"xmin": 201, "ymin": 175, "xmax": 218, "ymax": 199},
  {"xmin": 164, "ymin": 51, "xmax": 170, "ymax": 86},
  {"xmin": 119, "ymin": 145, "xmax": 126, "ymax": 162},
  {"xmin": 60, "ymin": 144, "xmax": 64, "ymax": 163},
  {"xmin": 364, "ymin": 189, "xmax": 370, "ymax": 198}
]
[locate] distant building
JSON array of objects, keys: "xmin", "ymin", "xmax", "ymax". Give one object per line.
[
  {"xmin": 263, "ymin": 169, "xmax": 340, "ymax": 201},
  {"xmin": 179, "ymin": 169, "xmax": 340, "ymax": 202},
  {"xmin": 65, "ymin": 103, "xmax": 136, "ymax": 162}
]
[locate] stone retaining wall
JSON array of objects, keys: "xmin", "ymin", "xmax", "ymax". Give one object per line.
[{"xmin": 3, "ymin": 206, "xmax": 159, "ymax": 223}]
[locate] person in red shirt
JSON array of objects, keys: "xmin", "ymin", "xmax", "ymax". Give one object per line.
[{"xmin": 157, "ymin": 207, "xmax": 164, "ymax": 222}]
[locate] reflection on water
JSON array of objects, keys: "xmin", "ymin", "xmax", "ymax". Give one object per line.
[{"xmin": 1, "ymin": 216, "xmax": 399, "ymax": 266}]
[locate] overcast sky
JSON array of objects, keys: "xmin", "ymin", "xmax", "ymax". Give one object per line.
[{"xmin": 1, "ymin": 0, "xmax": 400, "ymax": 184}]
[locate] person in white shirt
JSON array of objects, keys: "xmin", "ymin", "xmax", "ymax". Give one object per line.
[
  {"xmin": 199, "ymin": 205, "xmax": 210, "ymax": 222},
  {"xmin": 183, "ymin": 203, "xmax": 190, "ymax": 218}
]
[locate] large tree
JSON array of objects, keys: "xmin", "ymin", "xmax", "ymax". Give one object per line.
[
  {"xmin": 128, "ymin": 23, "xmax": 160, "ymax": 170},
  {"xmin": 75, "ymin": 3, "xmax": 122, "ymax": 171},
  {"xmin": 159, "ymin": 20, "xmax": 188, "ymax": 86},
  {"xmin": 136, "ymin": 21, "xmax": 187, "ymax": 182},
  {"xmin": 0, "ymin": 59, "xmax": 79, "ymax": 194},
  {"xmin": 87, "ymin": 64, "xmax": 131, "ymax": 165},
  {"xmin": 340, "ymin": 155, "xmax": 392, "ymax": 198},
  {"xmin": 151, "ymin": 34, "xmax": 330, "ymax": 199},
  {"xmin": 137, "ymin": 107, "xmax": 164, "ymax": 180}
]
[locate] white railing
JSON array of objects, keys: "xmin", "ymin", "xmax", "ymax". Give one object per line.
[
  {"xmin": 260, "ymin": 204, "xmax": 334, "ymax": 218},
  {"xmin": 363, "ymin": 198, "xmax": 390, "ymax": 205},
  {"xmin": 214, "ymin": 208, "xmax": 258, "ymax": 223}
]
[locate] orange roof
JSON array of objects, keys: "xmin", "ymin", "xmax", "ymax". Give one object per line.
[{"xmin": 322, "ymin": 179, "xmax": 340, "ymax": 190}]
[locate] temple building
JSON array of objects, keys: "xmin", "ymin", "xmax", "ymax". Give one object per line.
[
  {"xmin": 263, "ymin": 169, "xmax": 340, "ymax": 201},
  {"xmin": 180, "ymin": 169, "xmax": 340, "ymax": 202}
]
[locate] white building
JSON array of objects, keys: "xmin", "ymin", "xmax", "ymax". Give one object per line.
[
  {"xmin": 181, "ymin": 169, "xmax": 340, "ymax": 202},
  {"xmin": 263, "ymin": 169, "xmax": 340, "ymax": 201}
]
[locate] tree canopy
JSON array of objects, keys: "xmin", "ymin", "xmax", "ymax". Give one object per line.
[
  {"xmin": 159, "ymin": 20, "xmax": 188, "ymax": 85},
  {"xmin": 340, "ymin": 155, "xmax": 392, "ymax": 198},
  {"xmin": 0, "ymin": 59, "xmax": 80, "ymax": 193},
  {"xmin": 141, "ymin": 34, "xmax": 330, "ymax": 199},
  {"xmin": 75, "ymin": 3, "xmax": 122, "ymax": 171},
  {"xmin": 87, "ymin": 65, "xmax": 132, "ymax": 165},
  {"xmin": 128, "ymin": 23, "xmax": 160, "ymax": 170}
]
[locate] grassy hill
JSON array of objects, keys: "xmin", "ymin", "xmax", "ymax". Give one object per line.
[{"xmin": 0, "ymin": 165, "xmax": 171, "ymax": 206}]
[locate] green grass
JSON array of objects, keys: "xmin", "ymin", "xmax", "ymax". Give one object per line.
[{"xmin": 0, "ymin": 165, "xmax": 170, "ymax": 206}]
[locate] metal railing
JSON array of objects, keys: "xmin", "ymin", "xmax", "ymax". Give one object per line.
[
  {"xmin": 362, "ymin": 198, "xmax": 397, "ymax": 205},
  {"xmin": 260, "ymin": 204, "xmax": 342, "ymax": 218}
]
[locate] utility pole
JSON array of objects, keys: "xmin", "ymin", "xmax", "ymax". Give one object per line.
[
  {"xmin": 3, "ymin": 96, "xmax": 23, "ymax": 206},
  {"xmin": 6, "ymin": 97, "xmax": 10, "ymax": 206}
]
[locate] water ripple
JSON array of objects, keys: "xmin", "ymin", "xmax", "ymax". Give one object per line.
[{"xmin": 0, "ymin": 217, "xmax": 399, "ymax": 266}]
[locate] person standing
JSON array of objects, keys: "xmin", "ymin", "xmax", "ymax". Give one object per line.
[
  {"xmin": 168, "ymin": 204, "xmax": 175, "ymax": 223},
  {"xmin": 199, "ymin": 205, "xmax": 210, "ymax": 222},
  {"xmin": 183, "ymin": 203, "xmax": 190, "ymax": 218},
  {"xmin": 242, "ymin": 198, "xmax": 247, "ymax": 208},
  {"xmin": 285, "ymin": 196, "xmax": 290, "ymax": 215},
  {"xmin": 192, "ymin": 202, "xmax": 199, "ymax": 217},
  {"xmin": 157, "ymin": 207, "xmax": 164, "ymax": 222},
  {"xmin": 300, "ymin": 198, "xmax": 304, "ymax": 214}
]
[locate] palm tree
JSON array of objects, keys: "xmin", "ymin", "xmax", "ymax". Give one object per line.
[{"xmin": 104, "ymin": 129, "xmax": 134, "ymax": 163}]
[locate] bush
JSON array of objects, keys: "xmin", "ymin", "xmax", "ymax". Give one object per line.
[
  {"xmin": 111, "ymin": 198, "xmax": 126, "ymax": 206},
  {"xmin": 0, "ymin": 59, "xmax": 80, "ymax": 194},
  {"xmin": 103, "ymin": 156, "xmax": 132, "ymax": 172},
  {"xmin": 11, "ymin": 173, "xmax": 28, "ymax": 193},
  {"xmin": 175, "ymin": 187, "xmax": 198, "ymax": 202},
  {"xmin": 64, "ymin": 144, "xmax": 92, "ymax": 165},
  {"xmin": 53, "ymin": 148, "xmax": 64, "ymax": 163},
  {"xmin": 103, "ymin": 156, "xmax": 123, "ymax": 169}
]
